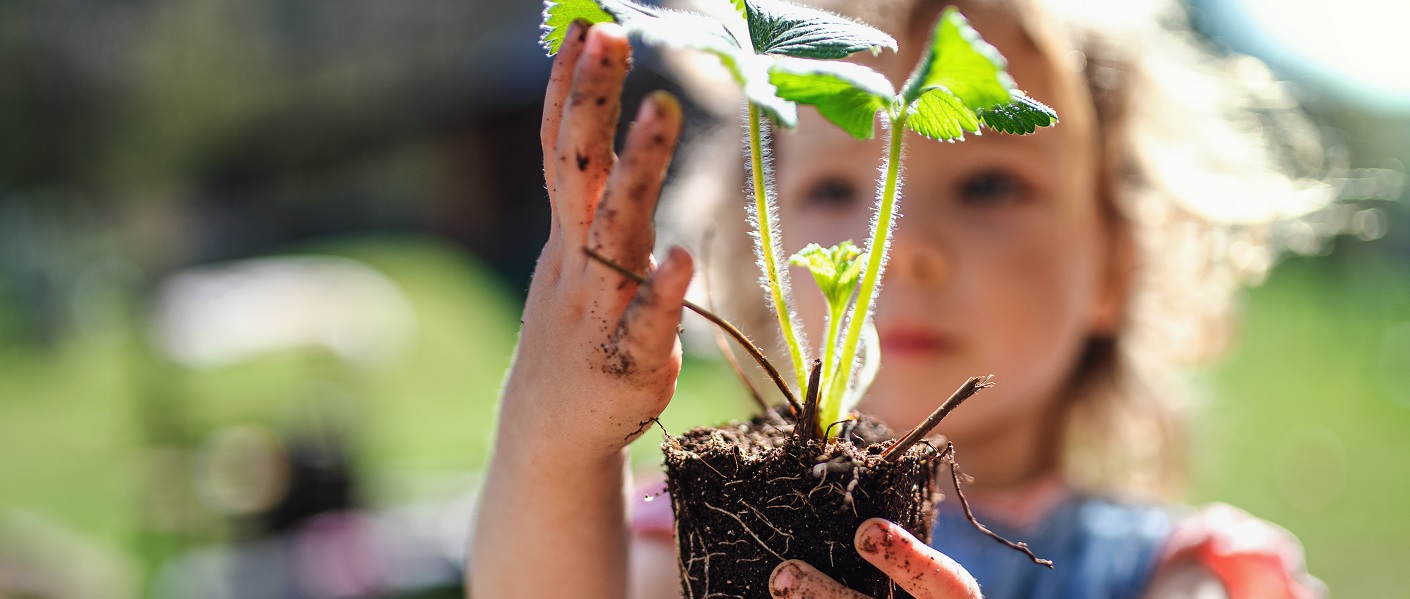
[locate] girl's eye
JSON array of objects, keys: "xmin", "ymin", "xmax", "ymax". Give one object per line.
[
  {"xmin": 958, "ymin": 170, "xmax": 1026, "ymax": 206},
  {"xmin": 802, "ymin": 177, "xmax": 859, "ymax": 209}
]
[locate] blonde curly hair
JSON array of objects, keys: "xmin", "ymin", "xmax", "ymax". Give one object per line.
[{"xmin": 660, "ymin": 0, "xmax": 1332, "ymax": 500}]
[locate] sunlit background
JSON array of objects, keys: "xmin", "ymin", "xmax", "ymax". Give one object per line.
[{"xmin": 0, "ymin": 0, "xmax": 1406, "ymax": 597}]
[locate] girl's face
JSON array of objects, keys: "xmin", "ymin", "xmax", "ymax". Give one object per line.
[{"xmin": 775, "ymin": 16, "xmax": 1119, "ymax": 452}]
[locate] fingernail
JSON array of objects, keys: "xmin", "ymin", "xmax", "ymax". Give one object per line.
[
  {"xmin": 665, "ymin": 246, "xmax": 692, "ymax": 275},
  {"xmin": 770, "ymin": 562, "xmax": 799, "ymax": 592},
  {"xmin": 593, "ymin": 21, "xmax": 626, "ymax": 46},
  {"xmin": 857, "ymin": 520, "xmax": 886, "ymax": 555},
  {"xmin": 635, "ymin": 96, "xmax": 656, "ymax": 123},
  {"xmin": 636, "ymin": 91, "xmax": 678, "ymax": 124},
  {"xmin": 647, "ymin": 90, "xmax": 681, "ymax": 119}
]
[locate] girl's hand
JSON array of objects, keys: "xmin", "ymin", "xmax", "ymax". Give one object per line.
[
  {"xmin": 499, "ymin": 20, "xmax": 692, "ymax": 460},
  {"xmin": 470, "ymin": 22, "xmax": 690, "ymax": 599},
  {"xmin": 768, "ymin": 519, "xmax": 981, "ymax": 599}
]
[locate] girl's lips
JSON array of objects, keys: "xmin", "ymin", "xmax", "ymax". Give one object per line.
[{"xmin": 878, "ymin": 328, "xmax": 956, "ymax": 356}]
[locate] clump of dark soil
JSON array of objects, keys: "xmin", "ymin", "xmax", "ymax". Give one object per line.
[{"xmin": 663, "ymin": 414, "xmax": 940, "ymax": 599}]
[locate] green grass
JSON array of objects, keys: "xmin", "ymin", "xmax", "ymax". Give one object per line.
[
  {"xmin": 0, "ymin": 237, "xmax": 533, "ymax": 567},
  {"xmin": 1192, "ymin": 249, "xmax": 1410, "ymax": 597},
  {"xmin": 0, "ymin": 331, "xmax": 141, "ymax": 543},
  {"xmin": 1, "ymin": 236, "xmax": 1407, "ymax": 595}
]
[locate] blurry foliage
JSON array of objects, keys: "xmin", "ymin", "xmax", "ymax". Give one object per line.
[
  {"xmin": 0, "ymin": 0, "xmax": 568, "ymax": 346},
  {"xmin": 0, "ymin": 0, "xmax": 516, "ymax": 188},
  {"xmin": 1195, "ymin": 249, "xmax": 1410, "ymax": 597}
]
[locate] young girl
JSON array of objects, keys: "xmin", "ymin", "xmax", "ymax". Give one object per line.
[{"xmin": 469, "ymin": 0, "xmax": 1327, "ymax": 596}]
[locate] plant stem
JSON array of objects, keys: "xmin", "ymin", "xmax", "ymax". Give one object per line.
[
  {"xmin": 796, "ymin": 359, "xmax": 823, "ymax": 444},
  {"xmin": 825, "ymin": 109, "xmax": 908, "ymax": 422},
  {"xmin": 748, "ymin": 103, "xmax": 809, "ymax": 396},
  {"xmin": 882, "ymin": 375, "xmax": 992, "ymax": 461},
  {"xmin": 823, "ymin": 303, "xmax": 840, "ymax": 405}
]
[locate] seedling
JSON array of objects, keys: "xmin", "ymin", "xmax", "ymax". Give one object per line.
[
  {"xmin": 547, "ymin": 0, "xmax": 897, "ymax": 404},
  {"xmin": 540, "ymin": 2, "xmax": 1058, "ymax": 593},
  {"xmin": 542, "ymin": 0, "xmax": 1055, "ymax": 441},
  {"xmin": 773, "ymin": 6, "xmax": 1058, "ymax": 438}
]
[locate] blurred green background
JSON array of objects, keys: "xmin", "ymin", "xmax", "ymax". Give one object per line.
[{"xmin": 1, "ymin": 0, "xmax": 1407, "ymax": 597}]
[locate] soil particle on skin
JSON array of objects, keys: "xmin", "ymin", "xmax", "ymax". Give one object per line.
[
  {"xmin": 597, "ymin": 207, "xmax": 618, "ymax": 229},
  {"xmin": 600, "ymin": 341, "xmax": 635, "ymax": 378},
  {"xmin": 856, "ymin": 531, "xmax": 880, "ymax": 555},
  {"xmin": 601, "ymin": 280, "xmax": 654, "ymax": 379},
  {"xmin": 626, "ymin": 281, "xmax": 660, "ymax": 310},
  {"xmin": 665, "ymin": 414, "xmax": 940, "ymax": 599},
  {"xmin": 628, "ymin": 183, "xmax": 649, "ymax": 205}
]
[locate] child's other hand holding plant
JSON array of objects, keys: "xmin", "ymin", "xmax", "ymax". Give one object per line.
[{"xmin": 469, "ymin": 21, "xmax": 694, "ymax": 599}]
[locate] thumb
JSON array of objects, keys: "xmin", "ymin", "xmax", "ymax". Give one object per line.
[{"xmin": 769, "ymin": 560, "xmax": 869, "ymax": 599}]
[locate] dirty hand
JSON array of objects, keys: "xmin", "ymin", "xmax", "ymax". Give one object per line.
[
  {"xmin": 500, "ymin": 20, "xmax": 692, "ymax": 458},
  {"xmin": 768, "ymin": 518, "xmax": 981, "ymax": 599}
]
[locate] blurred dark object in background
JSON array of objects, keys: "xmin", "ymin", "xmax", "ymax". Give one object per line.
[{"xmin": 0, "ymin": 0, "xmax": 684, "ymax": 337}]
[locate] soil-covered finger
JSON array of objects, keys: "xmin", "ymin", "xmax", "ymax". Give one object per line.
[
  {"xmin": 541, "ymin": 19, "xmax": 590, "ymax": 215},
  {"xmin": 555, "ymin": 23, "xmax": 631, "ymax": 253},
  {"xmin": 600, "ymin": 246, "xmax": 691, "ymax": 384},
  {"xmin": 768, "ymin": 560, "xmax": 869, "ymax": 599},
  {"xmin": 588, "ymin": 90, "xmax": 682, "ymax": 276},
  {"xmin": 855, "ymin": 519, "xmax": 980, "ymax": 599}
]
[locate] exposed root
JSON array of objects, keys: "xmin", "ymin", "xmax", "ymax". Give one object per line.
[
  {"xmin": 743, "ymin": 503, "xmax": 795, "ymax": 553},
  {"xmin": 667, "ymin": 414, "xmax": 940, "ymax": 598},
  {"xmin": 942, "ymin": 442, "xmax": 1053, "ymax": 568},
  {"xmin": 703, "ymin": 501, "xmax": 786, "ymax": 561},
  {"xmin": 624, "ymin": 417, "xmax": 658, "ymax": 441}
]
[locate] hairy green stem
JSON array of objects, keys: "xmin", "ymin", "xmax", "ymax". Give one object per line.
[
  {"xmin": 823, "ymin": 303, "xmax": 840, "ymax": 405},
  {"xmin": 748, "ymin": 103, "xmax": 809, "ymax": 395},
  {"xmin": 826, "ymin": 109, "xmax": 908, "ymax": 421}
]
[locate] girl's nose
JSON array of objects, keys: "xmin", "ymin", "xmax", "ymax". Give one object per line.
[{"xmin": 885, "ymin": 222, "xmax": 951, "ymax": 287}]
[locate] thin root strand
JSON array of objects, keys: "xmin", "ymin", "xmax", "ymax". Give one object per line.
[{"xmin": 944, "ymin": 442, "xmax": 1053, "ymax": 568}]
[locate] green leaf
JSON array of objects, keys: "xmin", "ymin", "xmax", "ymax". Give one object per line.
[
  {"xmin": 789, "ymin": 241, "xmax": 865, "ymax": 310},
  {"xmin": 540, "ymin": 0, "xmax": 614, "ymax": 55},
  {"xmin": 769, "ymin": 57, "xmax": 893, "ymax": 139},
  {"xmin": 745, "ymin": 0, "xmax": 896, "ymax": 58},
  {"xmin": 899, "ymin": 6, "xmax": 1013, "ymax": 109},
  {"xmin": 730, "ymin": 0, "xmax": 747, "ymax": 21},
  {"xmin": 976, "ymin": 92, "xmax": 1058, "ymax": 134},
  {"xmin": 599, "ymin": 0, "xmax": 739, "ymax": 56},
  {"xmin": 905, "ymin": 88, "xmax": 981, "ymax": 141},
  {"xmin": 593, "ymin": 0, "xmax": 798, "ymax": 127},
  {"xmin": 734, "ymin": 54, "xmax": 799, "ymax": 128}
]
